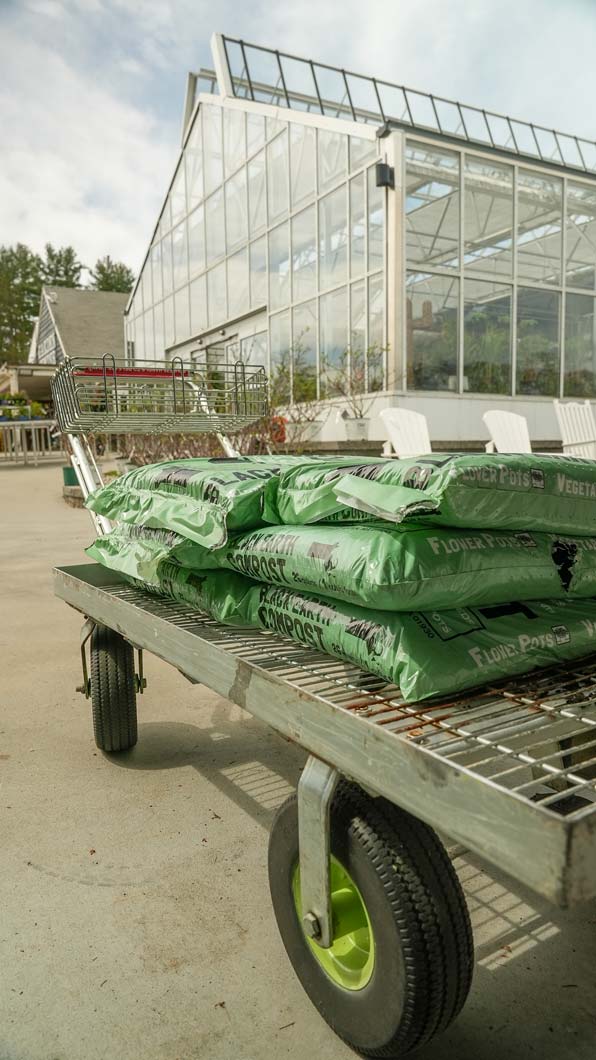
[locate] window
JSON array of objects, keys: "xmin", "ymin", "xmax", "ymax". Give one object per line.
[
  {"xmin": 241, "ymin": 331, "xmax": 267, "ymax": 368},
  {"xmin": 225, "ymin": 168, "xmax": 248, "ymax": 252},
  {"xmin": 367, "ymin": 167, "xmax": 384, "ymax": 271},
  {"xmin": 318, "ymin": 130, "xmax": 347, "ymax": 193},
  {"xmin": 290, "ymin": 124, "xmax": 316, "ymax": 207},
  {"xmin": 368, "ymin": 272, "xmax": 384, "ymax": 390},
  {"xmin": 291, "ymin": 206, "xmax": 317, "ymax": 303},
  {"xmin": 207, "ymin": 263, "xmax": 227, "ymax": 326},
  {"xmin": 151, "ymin": 242, "xmax": 163, "ymax": 303},
  {"xmin": 190, "ymin": 274, "xmax": 207, "ymax": 336},
  {"xmin": 174, "ymin": 287, "xmax": 190, "ymax": 343},
  {"xmin": 464, "ymin": 279, "xmax": 512, "ymax": 394},
  {"xmin": 270, "ymin": 310, "xmax": 291, "ymax": 403},
  {"xmin": 185, "ymin": 111, "xmax": 203, "ymax": 209},
  {"xmin": 153, "ymin": 301, "xmax": 164, "ymax": 359},
  {"xmin": 246, "ymin": 112, "xmax": 266, "ymax": 155},
  {"xmin": 227, "ymin": 248, "xmax": 249, "ymax": 319},
  {"xmin": 268, "ymin": 222, "xmax": 290, "ymax": 311},
  {"xmin": 292, "ymin": 299, "xmax": 317, "ymax": 401},
  {"xmin": 406, "ymin": 142, "xmax": 459, "ymax": 268},
  {"xmin": 464, "ymin": 157, "xmax": 513, "ymax": 279},
  {"xmin": 249, "ymin": 237, "xmax": 267, "ymax": 307},
  {"xmin": 170, "ymin": 165, "xmax": 186, "ymax": 226},
  {"xmin": 350, "ymin": 174, "xmax": 365, "ymax": 277},
  {"xmin": 188, "ymin": 205, "xmax": 205, "ymax": 277},
  {"xmin": 203, "ymin": 105, "xmax": 223, "ymax": 196},
  {"xmin": 144, "ymin": 310, "xmax": 155, "ymax": 359},
  {"xmin": 564, "ymin": 293, "xmax": 596, "ymax": 395},
  {"xmin": 320, "ymin": 285, "xmax": 348, "ymax": 395},
  {"xmin": 517, "ymin": 169, "xmax": 562, "ymax": 286},
  {"xmin": 516, "ymin": 288, "xmax": 560, "ymax": 395},
  {"xmin": 205, "ymin": 188, "xmax": 225, "ymax": 265},
  {"xmin": 267, "ymin": 131, "xmax": 289, "ymax": 224},
  {"xmin": 162, "ymin": 231, "xmax": 173, "ymax": 295},
  {"xmin": 406, "ymin": 272, "xmax": 458, "ymax": 391},
  {"xmin": 319, "ymin": 187, "xmax": 348, "ymax": 291},
  {"xmin": 164, "ymin": 295, "xmax": 175, "ymax": 348},
  {"xmin": 566, "ymin": 181, "xmax": 596, "ymax": 291},
  {"xmin": 172, "ymin": 221, "xmax": 188, "ymax": 290},
  {"xmin": 248, "ymin": 151, "xmax": 266, "ymax": 234},
  {"xmin": 224, "ymin": 108, "xmax": 245, "ymax": 177},
  {"xmin": 349, "ymin": 136, "xmax": 377, "ymax": 172}
]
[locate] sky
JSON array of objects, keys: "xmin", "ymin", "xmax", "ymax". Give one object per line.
[{"xmin": 2, "ymin": 0, "xmax": 596, "ymax": 279}]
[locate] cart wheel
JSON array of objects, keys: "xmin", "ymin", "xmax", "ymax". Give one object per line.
[
  {"xmin": 90, "ymin": 625, "xmax": 138, "ymax": 753},
  {"xmin": 268, "ymin": 781, "xmax": 474, "ymax": 1058}
]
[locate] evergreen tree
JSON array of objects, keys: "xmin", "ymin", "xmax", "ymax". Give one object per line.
[
  {"xmin": 41, "ymin": 244, "xmax": 83, "ymax": 288},
  {"xmin": 0, "ymin": 244, "xmax": 43, "ymax": 363},
  {"xmin": 90, "ymin": 255, "xmax": 135, "ymax": 293}
]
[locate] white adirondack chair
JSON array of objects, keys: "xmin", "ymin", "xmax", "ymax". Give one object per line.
[
  {"xmin": 554, "ymin": 400, "xmax": 596, "ymax": 458},
  {"xmin": 483, "ymin": 410, "xmax": 532, "ymax": 454},
  {"xmin": 380, "ymin": 407, "xmax": 432, "ymax": 458}
]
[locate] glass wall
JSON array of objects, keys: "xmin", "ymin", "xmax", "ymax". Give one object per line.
[
  {"xmin": 126, "ymin": 100, "xmax": 384, "ymax": 403},
  {"xmin": 406, "ymin": 137, "xmax": 596, "ymax": 397}
]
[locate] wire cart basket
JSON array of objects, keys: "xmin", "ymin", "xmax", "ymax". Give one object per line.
[
  {"xmin": 51, "ymin": 353, "xmax": 269, "ymax": 532},
  {"xmin": 51, "ymin": 353, "xmax": 268, "ymax": 435}
]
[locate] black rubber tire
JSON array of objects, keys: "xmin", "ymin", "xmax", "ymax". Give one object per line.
[
  {"xmin": 90, "ymin": 625, "xmax": 138, "ymax": 752},
  {"xmin": 268, "ymin": 781, "xmax": 474, "ymax": 1058}
]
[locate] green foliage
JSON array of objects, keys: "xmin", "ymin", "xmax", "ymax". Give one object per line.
[
  {"xmin": 0, "ymin": 243, "xmax": 43, "ymax": 363},
  {"xmin": 90, "ymin": 255, "xmax": 135, "ymax": 293},
  {"xmin": 41, "ymin": 244, "xmax": 83, "ymax": 288}
]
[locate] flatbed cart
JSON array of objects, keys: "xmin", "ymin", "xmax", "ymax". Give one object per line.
[{"xmin": 51, "ymin": 356, "xmax": 596, "ymax": 1058}]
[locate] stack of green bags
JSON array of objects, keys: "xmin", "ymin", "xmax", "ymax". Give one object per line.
[{"xmin": 86, "ymin": 453, "xmax": 596, "ymax": 702}]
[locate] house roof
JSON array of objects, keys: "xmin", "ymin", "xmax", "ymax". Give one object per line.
[{"xmin": 44, "ymin": 286, "xmax": 128, "ymax": 359}]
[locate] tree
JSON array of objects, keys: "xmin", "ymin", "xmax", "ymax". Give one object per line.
[
  {"xmin": 90, "ymin": 255, "xmax": 135, "ymax": 293},
  {"xmin": 41, "ymin": 243, "xmax": 83, "ymax": 288},
  {"xmin": 0, "ymin": 244, "xmax": 43, "ymax": 362}
]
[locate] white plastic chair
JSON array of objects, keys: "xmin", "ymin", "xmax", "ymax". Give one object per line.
[
  {"xmin": 483, "ymin": 410, "xmax": 532, "ymax": 454},
  {"xmin": 380, "ymin": 407, "xmax": 432, "ymax": 458},
  {"xmin": 554, "ymin": 400, "xmax": 596, "ymax": 458}
]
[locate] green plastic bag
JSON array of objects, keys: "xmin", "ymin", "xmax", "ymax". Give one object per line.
[
  {"xmin": 87, "ymin": 519, "xmax": 596, "ymax": 612},
  {"xmin": 86, "ymin": 524, "xmax": 218, "ymax": 583},
  {"xmin": 221, "ymin": 522, "xmax": 596, "ymax": 610},
  {"xmin": 134, "ymin": 561, "xmax": 256, "ymax": 626},
  {"xmin": 86, "ymin": 455, "xmax": 379, "ymax": 549},
  {"xmin": 269, "ymin": 454, "xmax": 596, "ymax": 536},
  {"xmin": 247, "ymin": 585, "xmax": 596, "ymax": 701}
]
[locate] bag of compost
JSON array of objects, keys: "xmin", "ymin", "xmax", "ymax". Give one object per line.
[
  {"xmin": 248, "ymin": 585, "xmax": 596, "ymax": 701},
  {"xmin": 221, "ymin": 522, "xmax": 596, "ymax": 610},
  {"xmin": 86, "ymin": 523, "xmax": 219, "ymax": 583},
  {"xmin": 86, "ymin": 455, "xmax": 380, "ymax": 549},
  {"xmin": 268, "ymin": 453, "xmax": 596, "ymax": 536},
  {"xmin": 134, "ymin": 561, "xmax": 257, "ymax": 626}
]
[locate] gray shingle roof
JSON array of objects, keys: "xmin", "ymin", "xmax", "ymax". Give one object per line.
[{"xmin": 45, "ymin": 286, "xmax": 128, "ymax": 359}]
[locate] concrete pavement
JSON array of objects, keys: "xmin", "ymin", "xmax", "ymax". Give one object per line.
[{"xmin": 1, "ymin": 462, "xmax": 595, "ymax": 1059}]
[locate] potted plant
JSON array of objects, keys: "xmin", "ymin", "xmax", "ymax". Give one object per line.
[{"xmin": 321, "ymin": 347, "xmax": 386, "ymax": 443}]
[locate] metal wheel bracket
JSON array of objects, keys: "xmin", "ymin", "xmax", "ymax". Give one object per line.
[
  {"xmin": 135, "ymin": 647, "xmax": 147, "ymax": 694},
  {"xmin": 297, "ymin": 755, "xmax": 339, "ymax": 949},
  {"xmin": 76, "ymin": 617, "xmax": 96, "ymax": 698}
]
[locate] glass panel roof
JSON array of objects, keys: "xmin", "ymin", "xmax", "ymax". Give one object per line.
[{"xmin": 219, "ymin": 35, "xmax": 596, "ymax": 177}]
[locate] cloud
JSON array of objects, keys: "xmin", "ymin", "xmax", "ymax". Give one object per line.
[{"xmin": 2, "ymin": 0, "xmax": 596, "ymax": 281}]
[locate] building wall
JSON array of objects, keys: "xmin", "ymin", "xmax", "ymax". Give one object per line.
[
  {"xmin": 126, "ymin": 95, "xmax": 386, "ymax": 407},
  {"xmin": 402, "ymin": 135, "xmax": 596, "ymax": 402},
  {"xmin": 32, "ymin": 294, "xmax": 62, "ymax": 364},
  {"xmin": 128, "ymin": 87, "xmax": 596, "ymax": 444}
]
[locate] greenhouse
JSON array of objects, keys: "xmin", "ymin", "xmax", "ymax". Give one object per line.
[{"xmin": 125, "ymin": 33, "xmax": 596, "ymax": 442}]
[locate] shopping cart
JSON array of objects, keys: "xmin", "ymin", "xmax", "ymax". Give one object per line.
[
  {"xmin": 51, "ymin": 355, "xmax": 596, "ymax": 1058},
  {"xmin": 51, "ymin": 352, "xmax": 269, "ymax": 530}
]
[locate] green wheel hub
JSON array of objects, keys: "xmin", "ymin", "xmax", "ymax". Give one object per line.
[{"xmin": 292, "ymin": 856, "xmax": 375, "ymax": 991}]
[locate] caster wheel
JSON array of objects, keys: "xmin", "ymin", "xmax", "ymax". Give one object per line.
[
  {"xmin": 268, "ymin": 781, "xmax": 473, "ymax": 1058},
  {"xmin": 90, "ymin": 625, "xmax": 138, "ymax": 752}
]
